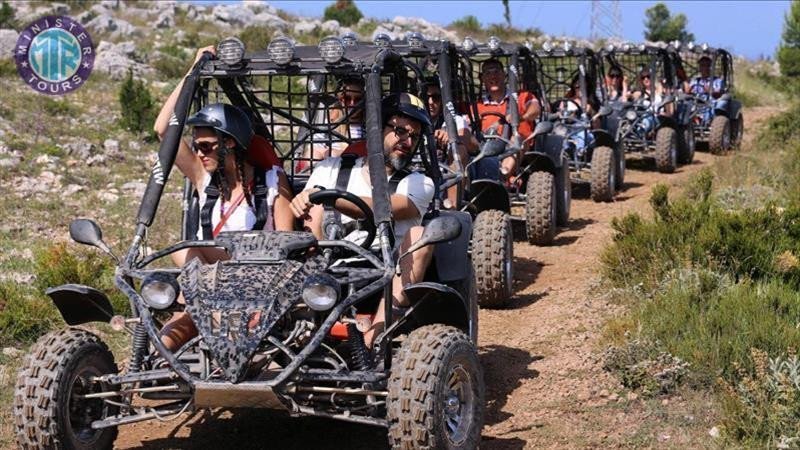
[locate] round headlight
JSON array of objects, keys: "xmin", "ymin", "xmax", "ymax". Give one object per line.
[
  {"xmin": 687, "ymin": 41, "xmax": 695, "ymax": 51},
  {"xmin": 638, "ymin": 43, "xmax": 647, "ymax": 52},
  {"xmin": 217, "ymin": 37, "xmax": 245, "ymax": 66},
  {"xmin": 341, "ymin": 32, "xmax": 358, "ymax": 48},
  {"xmin": 487, "ymin": 35, "xmax": 501, "ymax": 51},
  {"xmin": 621, "ymin": 43, "xmax": 631, "ymax": 53},
  {"xmin": 605, "ymin": 43, "xmax": 615, "ymax": 52},
  {"xmin": 625, "ymin": 110, "xmax": 638, "ymax": 121},
  {"xmin": 302, "ymin": 273, "xmax": 340, "ymax": 312},
  {"xmin": 407, "ymin": 31, "xmax": 425, "ymax": 49},
  {"xmin": 374, "ymin": 33, "xmax": 392, "ymax": 48},
  {"xmin": 319, "ymin": 36, "xmax": 345, "ymax": 64},
  {"xmin": 542, "ymin": 41, "xmax": 553, "ymax": 53},
  {"xmin": 701, "ymin": 42, "xmax": 709, "ymax": 51},
  {"xmin": 524, "ymin": 40, "xmax": 533, "ymax": 50},
  {"xmin": 268, "ymin": 36, "xmax": 295, "ymax": 65},
  {"xmin": 141, "ymin": 273, "xmax": 179, "ymax": 310},
  {"xmin": 563, "ymin": 40, "xmax": 572, "ymax": 53},
  {"xmin": 671, "ymin": 39, "xmax": 681, "ymax": 50},
  {"xmin": 461, "ymin": 36, "xmax": 476, "ymax": 52}
]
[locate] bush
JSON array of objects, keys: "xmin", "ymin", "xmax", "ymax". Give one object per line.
[
  {"xmin": 450, "ymin": 15, "xmax": 481, "ymax": 34},
  {"xmin": 118, "ymin": 69, "xmax": 155, "ymax": 134},
  {"xmin": 152, "ymin": 45, "xmax": 189, "ymax": 80},
  {"xmin": 322, "ymin": 0, "xmax": 362, "ymax": 27},
  {"xmin": 0, "ymin": 281, "xmax": 58, "ymax": 344},
  {"xmin": 0, "ymin": 57, "xmax": 15, "ymax": 78},
  {"xmin": 0, "ymin": 1, "xmax": 15, "ymax": 29},
  {"xmin": 240, "ymin": 25, "xmax": 274, "ymax": 52}
]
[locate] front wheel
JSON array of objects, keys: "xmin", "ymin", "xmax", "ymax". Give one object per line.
[
  {"xmin": 590, "ymin": 146, "xmax": 616, "ymax": 202},
  {"xmin": 655, "ymin": 127, "xmax": 678, "ymax": 173},
  {"xmin": 709, "ymin": 115, "xmax": 731, "ymax": 154},
  {"xmin": 387, "ymin": 325, "xmax": 484, "ymax": 450},
  {"xmin": 525, "ymin": 171, "xmax": 557, "ymax": 245},
  {"xmin": 555, "ymin": 157, "xmax": 571, "ymax": 227},
  {"xmin": 678, "ymin": 123, "xmax": 696, "ymax": 164},
  {"xmin": 14, "ymin": 328, "xmax": 119, "ymax": 450},
  {"xmin": 472, "ymin": 210, "xmax": 513, "ymax": 308},
  {"xmin": 614, "ymin": 144, "xmax": 626, "ymax": 191}
]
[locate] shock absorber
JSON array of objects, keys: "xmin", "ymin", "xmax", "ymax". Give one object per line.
[
  {"xmin": 347, "ymin": 323, "xmax": 371, "ymax": 371},
  {"xmin": 128, "ymin": 323, "xmax": 149, "ymax": 373}
]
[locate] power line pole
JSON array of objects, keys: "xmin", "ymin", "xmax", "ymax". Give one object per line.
[{"xmin": 590, "ymin": 0, "xmax": 623, "ymax": 43}]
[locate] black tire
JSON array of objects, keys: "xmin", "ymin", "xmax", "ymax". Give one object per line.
[
  {"xmin": 555, "ymin": 158, "xmax": 571, "ymax": 227},
  {"xmin": 731, "ymin": 113, "xmax": 744, "ymax": 148},
  {"xmin": 677, "ymin": 123, "xmax": 696, "ymax": 165},
  {"xmin": 709, "ymin": 115, "xmax": 731, "ymax": 154},
  {"xmin": 387, "ymin": 325, "xmax": 484, "ymax": 450},
  {"xmin": 524, "ymin": 171, "xmax": 557, "ymax": 246},
  {"xmin": 14, "ymin": 328, "xmax": 119, "ymax": 450},
  {"xmin": 655, "ymin": 127, "xmax": 678, "ymax": 173},
  {"xmin": 590, "ymin": 146, "xmax": 616, "ymax": 202},
  {"xmin": 472, "ymin": 210, "xmax": 513, "ymax": 308},
  {"xmin": 614, "ymin": 144, "xmax": 626, "ymax": 191}
]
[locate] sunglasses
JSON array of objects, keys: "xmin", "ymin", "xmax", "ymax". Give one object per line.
[
  {"xmin": 387, "ymin": 125, "xmax": 420, "ymax": 141},
  {"xmin": 428, "ymin": 93, "xmax": 442, "ymax": 101},
  {"xmin": 193, "ymin": 140, "xmax": 219, "ymax": 154}
]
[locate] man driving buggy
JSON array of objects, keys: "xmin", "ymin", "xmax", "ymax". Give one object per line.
[
  {"xmin": 686, "ymin": 55, "xmax": 724, "ymax": 99},
  {"xmin": 289, "ymin": 93, "xmax": 436, "ymax": 348}
]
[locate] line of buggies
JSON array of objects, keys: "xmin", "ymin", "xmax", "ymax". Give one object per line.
[{"xmin": 13, "ymin": 33, "xmax": 743, "ymax": 450}]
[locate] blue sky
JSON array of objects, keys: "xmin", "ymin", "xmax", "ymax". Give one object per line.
[{"xmin": 268, "ymin": 1, "xmax": 790, "ymax": 60}]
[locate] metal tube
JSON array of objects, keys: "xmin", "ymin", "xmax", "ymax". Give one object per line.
[{"xmin": 295, "ymin": 386, "xmax": 388, "ymax": 397}]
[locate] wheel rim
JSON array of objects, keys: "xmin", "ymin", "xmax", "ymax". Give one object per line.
[
  {"xmin": 67, "ymin": 365, "xmax": 108, "ymax": 443},
  {"xmin": 443, "ymin": 365, "xmax": 475, "ymax": 444},
  {"xmin": 503, "ymin": 222, "xmax": 513, "ymax": 298}
]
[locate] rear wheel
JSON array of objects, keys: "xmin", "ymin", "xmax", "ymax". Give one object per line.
[
  {"xmin": 614, "ymin": 144, "xmax": 626, "ymax": 190},
  {"xmin": 472, "ymin": 210, "xmax": 513, "ymax": 308},
  {"xmin": 709, "ymin": 115, "xmax": 731, "ymax": 154},
  {"xmin": 655, "ymin": 127, "xmax": 678, "ymax": 173},
  {"xmin": 731, "ymin": 113, "xmax": 744, "ymax": 148},
  {"xmin": 555, "ymin": 158, "xmax": 571, "ymax": 226},
  {"xmin": 678, "ymin": 123, "xmax": 696, "ymax": 164},
  {"xmin": 14, "ymin": 328, "xmax": 119, "ymax": 450},
  {"xmin": 590, "ymin": 146, "xmax": 615, "ymax": 202},
  {"xmin": 387, "ymin": 325, "xmax": 484, "ymax": 450},
  {"xmin": 525, "ymin": 171, "xmax": 557, "ymax": 246}
]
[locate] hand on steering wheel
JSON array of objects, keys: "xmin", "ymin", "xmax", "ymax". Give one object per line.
[{"xmin": 308, "ymin": 189, "xmax": 377, "ymax": 249}]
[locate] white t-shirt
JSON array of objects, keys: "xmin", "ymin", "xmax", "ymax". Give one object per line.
[
  {"xmin": 305, "ymin": 157, "xmax": 435, "ymax": 248},
  {"xmin": 195, "ymin": 167, "xmax": 283, "ymax": 239}
]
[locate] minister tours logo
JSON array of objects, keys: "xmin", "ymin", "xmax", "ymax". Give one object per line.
[{"xmin": 14, "ymin": 15, "xmax": 94, "ymax": 95}]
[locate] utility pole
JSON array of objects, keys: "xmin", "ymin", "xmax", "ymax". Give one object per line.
[{"xmin": 590, "ymin": 0, "xmax": 623, "ymax": 43}]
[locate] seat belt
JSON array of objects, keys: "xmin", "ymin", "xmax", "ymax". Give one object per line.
[
  {"xmin": 251, "ymin": 170, "xmax": 268, "ymax": 231},
  {"xmin": 199, "ymin": 172, "xmax": 267, "ymax": 239},
  {"xmin": 200, "ymin": 174, "xmax": 220, "ymax": 240}
]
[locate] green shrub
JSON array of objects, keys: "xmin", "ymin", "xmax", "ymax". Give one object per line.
[
  {"xmin": 152, "ymin": 45, "xmax": 190, "ymax": 80},
  {"xmin": 0, "ymin": 57, "xmax": 15, "ymax": 78},
  {"xmin": 450, "ymin": 15, "xmax": 481, "ymax": 34},
  {"xmin": 0, "ymin": 282, "xmax": 58, "ymax": 344},
  {"xmin": 240, "ymin": 25, "xmax": 275, "ymax": 52},
  {"xmin": 0, "ymin": 1, "xmax": 15, "ymax": 29},
  {"xmin": 118, "ymin": 69, "xmax": 155, "ymax": 134},
  {"xmin": 322, "ymin": 0, "xmax": 362, "ymax": 27}
]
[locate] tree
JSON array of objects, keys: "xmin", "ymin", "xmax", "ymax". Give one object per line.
[
  {"xmin": 643, "ymin": 3, "xmax": 695, "ymax": 43},
  {"xmin": 502, "ymin": 0, "xmax": 511, "ymax": 28},
  {"xmin": 450, "ymin": 15, "xmax": 481, "ymax": 34},
  {"xmin": 323, "ymin": 0, "xmax": 362, "ymax": 27},
  {"xmin": 777, "ymin": 0, "xmax": 800, "ymax": 77},
  {"xmin": 118, "ymin": 70, "xmax": 155, "ymax": 134},
  {"xmin": 0, "ymin": 1, "xmax": 16, "ymax": 29}
]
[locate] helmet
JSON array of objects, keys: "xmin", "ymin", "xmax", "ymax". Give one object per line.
[
  {"xmin": 381, "ymin": 93, "xmax": 431, "ymax": 128},
  {"xmin": 186, "ymin": 103, "xmax": 253, "ymax": 152}
]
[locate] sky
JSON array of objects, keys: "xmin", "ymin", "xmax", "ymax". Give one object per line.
[{"xmin": 267, "ymin": 0, "xmax": 790, "ymax": 60}]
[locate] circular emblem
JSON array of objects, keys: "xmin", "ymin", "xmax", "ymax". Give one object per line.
[{"xmin": 14, "ymin": 15, "xmax": 94, "ymax": 95}]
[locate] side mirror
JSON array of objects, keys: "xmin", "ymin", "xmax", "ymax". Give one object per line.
[
  {"xmin": 399, "ymin": 216, "xmax": 462, "ymax": 261},
  {"xmin": 592, "ymin": 105, "xmax": 613, "ymax": 121},
  {"xmin": 533, "ymin": 121, "xmax": 554, "ymax": 138},
  {"xmin": 69, "ymin": 219, "xmax": 118, "ymax": 262}
]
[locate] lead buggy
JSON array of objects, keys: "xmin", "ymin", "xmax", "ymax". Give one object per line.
[{"xmin": 14, "ymin": 37, "xmax": 484, "ymax": 449}]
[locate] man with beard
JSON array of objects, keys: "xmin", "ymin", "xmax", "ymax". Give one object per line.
[{"xmin": 289, "ymin": 93, "xmax": 435, "ymax": 347}]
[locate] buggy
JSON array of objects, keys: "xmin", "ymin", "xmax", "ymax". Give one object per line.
[
  {"xmin": 14, "ymin": 37, "xmax": 484, "ymax": 449},
  {"xmin": 535, "ymin": 41, "xmax": 623, "ymax": 202},
  {"xmin": 601, "ymin": 43, "xmax": 696, "ymax": 173},
  {"xmin": 390, "ymin": 34, "xmax": 515, "ymax": 308},
  {"xmin": 678, "ymin": 42, "xmax": 744, "ymax": 153},
  {"xmin": 458, "ymin": 37, "xmax": 567, "ymax": 246}
]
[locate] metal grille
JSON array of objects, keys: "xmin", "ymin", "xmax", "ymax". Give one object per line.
[{"xmin": 537, "ymin": 50, "xmax": 605, "ymax": 112}]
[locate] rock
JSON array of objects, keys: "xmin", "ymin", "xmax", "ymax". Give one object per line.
[
  {"xmin": 99, "ymin": 0, "xmax": 120, "ymax": 9},
  {"xmin": 0, "ymin": 29, "xmax": 18, "ymax": 58},
  {"xmin": 293, "ymin": 21, "xmax": 318, "ymax": 35},
  {"xmin": 63, "ymin": 184, "xmax": 84, "ymax": 196},
  {"xmin": 60, "ymin": 140, "xmax": 95, "ymax": 159},
  {"xmin": 251, "ymin": 12, "xmax": 288, "ymax": 29},
  {"xmin": 210, "ymin": 4, "xmax": 251, "ymax": 26},
  {"xmin": 103, "ymin": 139, "xmax": 120, "ymax": 154},
  {"xmin": 85, "ymin": 14, "xmax": 138, "ymax": 38},
  {"xmin": 2, "ymin": 347, "xmax": 21, "ymax": 357},
  {"xmin": 100, "ymin": 192, "xmax": 119, "ymax": 202},
  {"xmin": 321, "ymin": 20, "xmax": 340, "ymax": 34},
  {"xmin": 626, "ymin": 392, "xmax": 638, "ymax": 401},
  {"xmin": 121, "ymin": 181, "xmax": 147, "ymax": 196},
  {"xmin": 657, "ymin": 433, "xmax": 670, "ymax": 442},
  {"xmin": 75, "ymin": 10, "xmax": 96, "ymax": 25},
  {"xmin": 86, "ymin": 154, "xmax": 106, "ymax": 166},
  {"xmin": 39, "ymin": 170, "xmax": 58, "ymax": 184},
  {"xmin": 128, "ymin": 140, "xmax": 142, "ymax": 152},
  {"xmin": 94, "ymin": 41, "xmax": 153, "ymax": 80},
  {"xmin": 34, "ymin": 154, "xmax": 60, "ymax": 165},
  {"xmin": 598, "ymin": 389, "xmax": 610, "ymax": 398},
  {"xmin": 0, "ymin": 158, "xmax": 20, "ymax": 169},
  {"xmin": 608, "ymin": 393, "xmax": 619, "ymax": 401},
  {"xmin": 90, "ymin": 3, "xmax": 109, "ymax": 16},
  {"xmin": 155, "ymin": 9, "xmax": 175, "ymax": 29},
  {"xmin": 708, "ymin": 426, "xmax": 720, "ymax": 438}
]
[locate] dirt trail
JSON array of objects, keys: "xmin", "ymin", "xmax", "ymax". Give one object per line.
[{"xmin": 115, "ymin": 107, "xmax": 778, "ymax": 449}]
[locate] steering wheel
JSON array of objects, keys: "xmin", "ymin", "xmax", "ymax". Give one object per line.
[
  {"xmin": 479, "ymin": 111, "xmax": 512, "ymax": 141},
  {"xmin": 309, "ymin": 189, "xmax": 376, "ymax": 249},
  {"xmin": 559, "ymin": 98, "xmax": 584, "ymax": 117}
]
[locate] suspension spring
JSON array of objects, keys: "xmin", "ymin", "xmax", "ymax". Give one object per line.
[
  {"xmin": 347, "ymin": 323, "xmax": 371, "ymax": 371},
  {"xmin": 128, "ymin": 323, "xmax": 149, "ymax": 373}
]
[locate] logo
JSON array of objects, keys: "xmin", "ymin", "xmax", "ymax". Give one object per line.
[{"xmin": 14, "ymin": 16, "xmax": 94, "ymax": 95}]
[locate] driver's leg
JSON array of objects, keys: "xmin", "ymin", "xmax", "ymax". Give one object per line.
[{"xmin": 363, "ymin": 226, "xmax": 434, "ymax": 348}]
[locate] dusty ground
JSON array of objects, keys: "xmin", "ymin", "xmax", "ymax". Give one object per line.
[{"xmin": 109, "ymin": 107, "xmax": 777, "ymax": 449}]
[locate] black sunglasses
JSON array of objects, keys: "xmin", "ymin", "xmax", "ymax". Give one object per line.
[
  {"xmin": 387, "ymin": 125, "xmax": 420, "ymax": 141},
  {"xmin": 193, "ymin": 140, "xmax": 219, "ymax": 154}
]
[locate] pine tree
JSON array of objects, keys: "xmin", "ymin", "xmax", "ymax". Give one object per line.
[
  {"xmin": 643, "ymin": 3, "xmax": 695, "ymax": 43},
  {"xmin": 323, "ymin": 0, "xmax": 363, "ymax": 27},
  {"xmin": 777, "ymin": 0, "xmax": 800, "ymax": 77},
  {"xmin": 118, "ymin": 70, "xmax": 155, "ymax": 134}
]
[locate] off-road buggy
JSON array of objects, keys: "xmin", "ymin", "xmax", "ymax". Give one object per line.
[
  {"xmin": 14, "ymin": 37, "xmax": 484, "ymax": 449},
  {"xmin": 457, "ymin": 37, "xmax": 566, "ymax": 246},
  {"xmin": 388, "ymin": 34, "xmax": 514, "ymax": 308},
  {"xmin": 677, "ymin": 42, "xmax": 744, "ymax": 153},
  {"xmin": 601, "ymin": 43, "xmax": 696, "ymax": 173},
  {"xmin": 535, "ymin": 42, "xmax": 623, "ymax": 202}
]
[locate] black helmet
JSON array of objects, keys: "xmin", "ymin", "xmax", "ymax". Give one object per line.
[
  {"xmin": 186, "ymin": 103, "xmax": 253, "ymax": 152},
  {"xmin": 382, "ymin": 93, "xmax": 431, "ymax": 128}
]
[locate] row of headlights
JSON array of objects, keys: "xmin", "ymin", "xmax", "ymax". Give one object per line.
[
  {"xmin": 140, "ymin": 272, "xmax": 341, "ymax": 313},
  {"xmin": 215, "ymin": 33, "xmax": 360, "ymax": 67}
]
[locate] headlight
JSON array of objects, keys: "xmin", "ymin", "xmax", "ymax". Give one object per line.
[
  {"xmin": 524, "ymin": 40, "xmax": 533, "ymax": 50},
  {"xmin": 671, "ymin": 39, "xmax": 681, "ymax": 50},
  {"xmin": 621, "ymin": 43, "xmax": 631, "ymax": 53},
  {"xmin": 701, "ymin": 42, "xmax": 709, "ymax": 51},
  {"xmin": 605, "ymin": 43, "xmax": 615, "ymax": 52},
  {"xmin": 374, "ymin": 33, "xmax": 391, "ymax": 48},
  {"xmin": 461, "ymin": 36, "xmax": 476, "ymax": 52},
  {"xmin": 625, "ymin": 110, "xmax": 638, "ymax": 121},
  {"xmin": 341, "ymin": 32, "xmax": 358, "ymax": 48},
  {"xmin": 141, "ymin": 273, "xmax": 179, "ymax": 310},
  {"xmin": 554, "ymin": 123, "xmax": 568, "ymax": 136},
  {"xmin": 562, "ymin": 40, "xmax": 572, "ymax": 53},
  {"xmin": 638, "ymin": 43, "xmax": 647, "ymax": 52},
  {"xmin": 687, "ymin": 41, "xmax": 695, "ymax": 51},
  {"xmin": 268, "ymin": 36, "xmax": 295, "ymax": 65},
  {"xmin": 217, "ymin": 37, "xmax": 245, "ymax": 66},
  {"xmin": 319, "ymin": 36, "xmax": 345, "ymax": 64},
  {"xmin": 302, "ymin": 273, "xmax": 340, "ymax": 312},
  {"xmin": 407, "ymin": 31, "xmax": 425, "ymax": 49},
  {"xmin": 542, "ymin": 41, "xmax": 553, "ymax": 53},
  {"xmin": 487, "ymin": 35, "xmax": 501, "ymax": 51}
]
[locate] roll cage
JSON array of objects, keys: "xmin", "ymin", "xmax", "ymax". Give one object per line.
[{"xmin": 536, "ymin": 46, "xmax": 607, "ymax": 115}]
